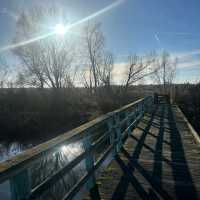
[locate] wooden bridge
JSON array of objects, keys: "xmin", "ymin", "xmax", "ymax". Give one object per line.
[{"xmin": 0, "ymin": 96, "xmax": 200, "ymax": 200}]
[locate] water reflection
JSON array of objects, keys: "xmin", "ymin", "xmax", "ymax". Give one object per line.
[
  {"xmin": 0, "ymin": 119, "xmax": 114, "ymax": 199},
  {"xmin": 30, "ymin": 142, "xmax": 85, "ymax": 199},
  {"xmin": 0, "ymin": 142, "xmax": 86, "ymax": 200},
  {"xmin": 0, "ymin": 142, "xmax": 26, "ymax": 162}
]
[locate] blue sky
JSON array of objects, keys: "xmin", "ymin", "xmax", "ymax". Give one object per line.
[{"xmin": 0, "ymin": 0, "xmax": 200, "ymax": 83}]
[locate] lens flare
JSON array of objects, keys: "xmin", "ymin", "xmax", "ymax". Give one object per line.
[
  {"xmin": 0, "ymin": 0, "xmax": 125, "ymax": 53},
  {"xmin": 55, "ymin": 23, "xmax": 67, "ymax": 35},
  {"xmin": 60, "ymin": 144, "xmax": 83, "ymax": 161}
]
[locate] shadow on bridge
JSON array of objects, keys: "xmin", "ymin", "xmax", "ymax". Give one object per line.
[{"xmin": 111, "ymin": 103, "xmax": 198, "ymax": 200}]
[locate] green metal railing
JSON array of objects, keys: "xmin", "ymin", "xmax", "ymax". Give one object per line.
[{"xmin": 0, "ymin": 96, "xmax": 153, "ymax": 200}]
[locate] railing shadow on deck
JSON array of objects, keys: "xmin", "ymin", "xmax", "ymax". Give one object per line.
[
  {"xmin": 167, "ymin": 104, "xmax": 198, "ymax": 200},
  {"xmin": 111, "ymin": 101, "xmax": 198, "ymax": 200},
  {"xmin": 112, "ymin": 105, "xmax": 161, "ymax": 200}
]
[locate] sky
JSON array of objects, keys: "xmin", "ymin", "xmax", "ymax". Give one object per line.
[{"xmin": 0, "ymin": 0, "xmax": 200, "ymax": 83}]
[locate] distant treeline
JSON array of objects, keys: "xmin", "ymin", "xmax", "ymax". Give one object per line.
[
  {"xmin": 0, "ymin": 88, "xmax": 89, "ymax": 144},
  {"xmin": 0, "ymin": 86, "xmax": 143, "ymax": 144},
  {"xmin": 174, "ymin": 83, "xmax": 200, "ymax": 134},
  {"xmin": 1, "ymin": 83, "xmax": 199, "ymax": 145}
]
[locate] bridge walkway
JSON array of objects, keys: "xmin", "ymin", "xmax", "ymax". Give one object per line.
[{"xmin": 85, "ymin": 102, "xmax": 200, "ymax": 200}]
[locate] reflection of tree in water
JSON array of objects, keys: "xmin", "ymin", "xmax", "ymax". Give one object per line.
[
  {"xmin": 0, "ymin": 142, "xmax": 25, "ymax": 162},
  {"xmin": 30, "ymin": 142, "xmax": 86, "ymax": 200}
]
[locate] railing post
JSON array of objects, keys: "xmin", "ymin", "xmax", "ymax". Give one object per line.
[
  {"xmin": 83, "ymin": 134, "xmax": 100, "ymax": 200},
  {"xmin": 141, "ymin": 100, "xmax": 145, "ymax": 115},
  {"xmin": 107, "ymin": 118, "xmax": 116, "ymax": 157},
  {"xmin": 136, "ymin": 103, "xmax": 140, "ymax": 117},
  {"xmin": 10, "ymin": 169, "xmax": 31, "ymax": 200},
  {"xmin": 125, "ymin": 111, "xmax": 132, "ymax": 136},
  {"xmin": 145, "ymin": 98, "xmax": 149, "ymax": 113},
  {"xmin": 146, "ymin": 97, "xmax": 153, "ymax": 113},
  {"xmin": 132, "ymin": 105, "xmax": 137, "ymax": 122},
  {"xmin": 114, "ymin": 114, "xmax": 122, "ymax": 153}
]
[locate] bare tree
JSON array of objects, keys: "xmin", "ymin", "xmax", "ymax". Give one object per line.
[
  {"xmin": 13, "ymin": 6, "xmax": 75, "ymax": 88},
  {"xmin": 0, "ymin": 57, "xmax": 10, "ymax": 88},
  {"xmin": 82, "ymin": 22, "xmax": 105, "ymax": 93},
  {"xmin": 123, "ymin": 53, "xmax": 156, "ymax": 93},
  {"xmin": 153, "ymin": 51, "xmax": 177, "ymax": 94},
  {"xmin": 97, "ymin": 51, "xmax": 113, "ymax": 88}
]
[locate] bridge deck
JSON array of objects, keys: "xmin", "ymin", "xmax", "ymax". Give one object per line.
[{"xmin": 85, "ymin": 103, "xmax": 200, "ymax": 200}]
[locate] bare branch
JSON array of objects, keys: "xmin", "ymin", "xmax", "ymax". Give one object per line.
[
  {"xmin": 152, "ymin": 51, "xmax": 177, "ymax": 94},
  {"xmin": 13, "ymin": 6, "xmax": 75, "ymax": 88},
  {"xmin": 124, "ymin": 53, "xmax": 156, "ymax": 91}
]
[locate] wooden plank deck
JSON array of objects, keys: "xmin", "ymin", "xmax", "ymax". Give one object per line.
[{"xmin": 85, "ymin": 103, "xmax": 200, "ymax": 200}]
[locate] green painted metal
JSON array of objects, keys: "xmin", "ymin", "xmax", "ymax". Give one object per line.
[
  {"xmin": 114, "ymin": 114, "xmax": 122, "ymax": 153},
  {"xmin": 83, "ymin": 134, "xmax": 95, "ymax": 190},
  {"xmin": 107, "ymin": 118, "xmax": 116, "ymax": 157},
  {"xmin": 0, "ymin": 96, "xmax": 153, "ymax": 200},
  {"xmin": 10, "ymin": 169, "xmax": 31, "ymax": 200},
  {"xmin": 125, "ymin": 111, "xmax": 131, "ymax": 136}
]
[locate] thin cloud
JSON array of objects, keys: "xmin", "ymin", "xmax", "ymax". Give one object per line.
[
  {"xmin": 112, "ymin": 62, "xmax": 127, "ymax": 84},
  {"xmin": 160, "ymin": 31, "xmax": 200, "ymax": 37},
  {"xmin": 170, "ymin": 49, "xmax": 200, "ymax": 70},
  {"xmin": 0, "ymin": 8, "xmax": 18, "ymax": 21},
  {"xmin": 178, "ymin": 60, "xmax": 200, "ymax": 69},
  {"xmin": 172, "ymin": 49, "xmax": 200, "ymax": 59}
]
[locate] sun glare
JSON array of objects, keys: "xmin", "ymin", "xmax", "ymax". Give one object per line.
[
  {"xmin": 55, "ymin": 23, "xmax": 67, "ymax": 35},
  {"xmin": 0, "ymin": 0, "xmax": 124, "ymax": 52}
]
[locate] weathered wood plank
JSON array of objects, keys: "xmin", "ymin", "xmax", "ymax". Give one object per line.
[{"xmin": 85, "ymin": 102, "xmax": 200, "ymax": 199}]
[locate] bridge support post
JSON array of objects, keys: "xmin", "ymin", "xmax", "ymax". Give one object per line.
[
  {"xmin": 10, "ymin": 169, "xmax": 31, "ymax": 200},
  {"xmin": 83, "ymin": 135, "xmax": 100, "ymax": 200}
]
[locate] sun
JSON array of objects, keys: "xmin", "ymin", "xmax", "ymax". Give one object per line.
[{"xmin": 55, "ymin": 23, "xmax": 67, "ymax": 35}]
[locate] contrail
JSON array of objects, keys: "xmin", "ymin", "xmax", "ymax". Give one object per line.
[
  {"xmin": 154, "ymin": 33, "xmax": 161, "ymax": 44},
  {"xmin": 0, "ymin": 0, "xmax": 125, "ymax": 53}
]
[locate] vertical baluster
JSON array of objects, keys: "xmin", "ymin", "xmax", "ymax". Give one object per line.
[
  {"xmin": 141, "ymin": 100, "xmax": 145, "ymax": 116},
  {"xmin": 145, "ymin": 97, "xmax": 151, "ymax": 113},
  {"xmin": 83, "ymin": 134, "xmax": 100, "ymax": 200},
  {"xmin": 125, "ymin": 110, "xmax": 132, "ymax": 136},
  {"xmin": 114, "ymin": 114, "xmax": 122, "ymax": 153},
  {"xmin": 145, "ymin": 99, "xmax": 147, "ymax": 111},
  {"xmin": 133, "ymin": 105, "xmax": 137, "ymax": 120},
  {"xmin": 10, "ymin": 169, "xmax": 31, "ymax": 200},
  {"xmin": 137, "ymin": 103, "xmax": 140, "ymax": 117},
  {"xmin": 130, "ymin": 106, "xmax": 136, "ymax": 130},
  {"xmin": 146, "ymin": 99, "xmax": 148, "ymax": 112},
  {"xmin": 135, "ymin": 104, "xmax": 138, "ymax": 117},
  {"xmin": 138, "ymin": 102, "xmax": 143, "ymax": 120},
  {"xmin": 137, "ymin": 103, "xmax": 140, "ymax": 118},
  {"xmin": 107, "ymin": 118, "xmax": 116, "ymax": 157},
  {"xmin": 131, "ymin": 106, "xmax": 137, "ymax": 127}
]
